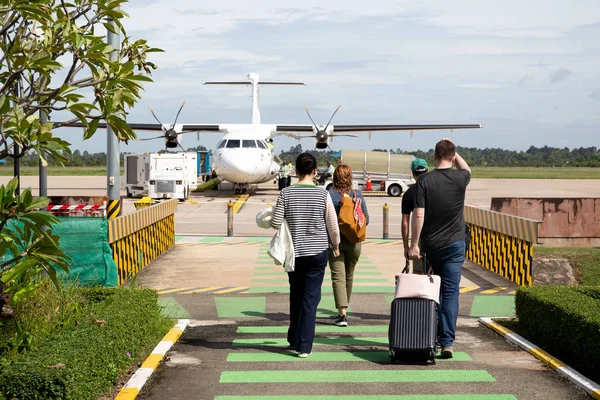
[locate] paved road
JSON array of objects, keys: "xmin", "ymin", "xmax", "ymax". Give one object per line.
[
  {"xmin": 4, "ymin": 176, "xmax": 600, "ymax": 238},
  {"xmin": 132, "ymin": 238, "xmax": 587, "ymax": 400}
]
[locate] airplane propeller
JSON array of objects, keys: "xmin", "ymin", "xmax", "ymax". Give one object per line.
[
  {"xmin": 138, "ymin": 101, "xmax": 199, "ymax": 151},
  {"xmin": 304, "ymin": 105, "xmax": 358, "ymax": 149}
]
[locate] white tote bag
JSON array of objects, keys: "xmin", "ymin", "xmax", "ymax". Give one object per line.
[{"xmin": 394, "ymin": 257, "xmax": 441, "ymax": 304}]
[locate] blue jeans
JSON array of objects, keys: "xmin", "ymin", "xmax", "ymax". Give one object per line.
[
  {"xmin": 425, "ymin": 241, "xmax": 465, "ymax": 347},
  {"xmin": 287, "ymin": 250, "xmax": 328, "ymax": 353}
]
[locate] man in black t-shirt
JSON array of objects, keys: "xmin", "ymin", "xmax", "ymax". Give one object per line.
[
  {"xmin": 401, "ymin": 158, "xmax": 429, "ymax": 273},
  {"xmin": 408, "ymin": 138, "xmax": 471, "ymax": 359}
]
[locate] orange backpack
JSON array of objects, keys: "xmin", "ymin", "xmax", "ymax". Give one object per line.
[{"xmin": 338, "ymin": 190, "xmax": 366, "ymax": 243}]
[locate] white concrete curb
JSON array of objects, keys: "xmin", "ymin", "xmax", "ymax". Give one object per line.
[
  {"xmin": 479, "ymin": 317, "xmax": 600, "ymax": 399},
  {"xmin": 114, "ymin": 319, "xmax": 189, "ymax": 400}
]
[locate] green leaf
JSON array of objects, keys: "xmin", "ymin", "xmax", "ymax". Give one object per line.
[
  {"xmin": 25, "ymin": 198, "xmax": 50, "ymax": 212},
  {"xmin": 84, "ymin": 118, "xmax": 100, "ymax": 140},
  {"xmin": 1, "ymin": 259, "xmax": 39, "ymax": 284}
]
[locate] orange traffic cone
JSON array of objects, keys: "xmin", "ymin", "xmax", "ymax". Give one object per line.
[{"xmin": 365, "ymin": 175, "xmax": 373, "ymax": 191}]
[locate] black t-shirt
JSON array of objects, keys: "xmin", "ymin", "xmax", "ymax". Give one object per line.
[
  {"xmin": 401, "ymin": 184, "xmax": 416, "ymax": 215},
  {"xmin": 415, "ymin": 168, "xmax": 471, "ymax": 251}
]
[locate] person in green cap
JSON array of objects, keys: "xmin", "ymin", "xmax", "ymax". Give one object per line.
[{"xmin": 401, "ymin": 158, "xmax": 429, "ymax": 274}]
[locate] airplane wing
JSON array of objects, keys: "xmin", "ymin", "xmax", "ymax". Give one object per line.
[
  {"xmin": 275, "ymin": 124, "xmax": 483, "ymax": 134},
  {"xmin": 60, "ymin": 122, "xmax": 223, "ymax": 133}
]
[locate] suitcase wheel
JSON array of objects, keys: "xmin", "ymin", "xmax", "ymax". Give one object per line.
[{"xmin": 429, "ymin": 349, "xmax": 437, "ymax": 365}]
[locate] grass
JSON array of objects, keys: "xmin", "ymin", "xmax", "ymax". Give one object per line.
[
  {"xmin": 1, "ymin": 165, "xmax": 599, "ymax": 179},
  {"xmin": 0, "ymin": 284, "xmax": 173, "ymax": 400},
  {"xmin": 470, "ymin": 166, "xmax": 600, "ymax": 179},
  {"xmin": 535, "ymin": 247, "xmax": 600, "ymax": 285},
  {"xmin": 0, "ymin": 166, "xmax": 123, "ymax": 176}
]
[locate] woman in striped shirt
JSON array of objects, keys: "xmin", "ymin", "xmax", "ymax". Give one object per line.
[{"xmin": 271, "ymin": 152, "xmax": 341, "ymax": 358}]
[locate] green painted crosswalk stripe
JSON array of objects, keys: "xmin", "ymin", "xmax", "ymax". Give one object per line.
[
  {"xmin": 199, "ymin": 236, "xmax": 226, "ymax": 243},
  {"xmin": 354, "ymin": 271, "xmax": 383, "ymax": 276},
  {"xmin": 249, "ymin": 286, "xmax": 395, "ymax": 294},
  {"xmin": 255, "ymin": 266, "xmax": 276, "ymax": 270},
  {"xmin": 226, "ymin": 351, "xmax": 473, "ymax": 362},
  {"xmin": 232, "ymin": 337, "xmax": 388, "ymax": 347},
  {"xmin": 215, "ymin": 396, "xmax": 515, "ymax": 400},
  {"xmin": 237, "ymin": 325, "xmax": 389, "ymax": 333},
  {"xmin": 219, "ymin": 370, "xmax": 495, "ymax": 383},
  {"xmin": 470, "ymin": 296, "xmax": 515, "ymax": 318},
  {"xmin": 215, "ymin": 297, "xmax": 266, "ymax": 318},
  {"xmin": 245, "ymin": 237, "xmax": 269, "ymax": 242},
  {"xmin": 316, "ymin": 296, "xmax": 337, "ymax": 317}
]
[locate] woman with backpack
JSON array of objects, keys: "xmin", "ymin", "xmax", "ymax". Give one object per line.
[{"xmin": 327, "ymin": 164, "xmax": 369, "ymax": 327}]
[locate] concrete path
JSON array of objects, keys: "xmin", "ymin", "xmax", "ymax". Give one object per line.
[{"xmin": 134, "ymin": 238, "xmax": 588, "ymax": 400}]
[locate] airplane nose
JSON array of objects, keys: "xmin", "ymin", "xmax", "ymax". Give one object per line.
[{"xmin": 216, "ymin": 151, "xmax": 268, "ymax": 183}]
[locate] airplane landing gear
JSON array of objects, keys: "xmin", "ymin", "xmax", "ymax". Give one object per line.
[{"xmin": 234, "ymin": 184, "xmax": 249, "ymax": 195}]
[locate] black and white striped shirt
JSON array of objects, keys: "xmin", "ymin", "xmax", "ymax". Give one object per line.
[{"xmin": 271, "ymin": 184, "xmax": 340, "ymax": 258}]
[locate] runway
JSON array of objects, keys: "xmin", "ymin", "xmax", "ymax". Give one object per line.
[{"xmin": 3, "ymin": 175, "xmax": 600, "ymax": 239}]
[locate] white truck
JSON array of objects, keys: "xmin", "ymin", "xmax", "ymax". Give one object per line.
[
  {"xmin": 321, "ymin": 150, "xmax": 414, "ymax": 197},
  {"xmin": 123, "ymin": 152, "xmax": 198, "ymax": 201}
]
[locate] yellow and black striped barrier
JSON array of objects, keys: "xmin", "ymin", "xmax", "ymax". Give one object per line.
[
  {"xmin": 465, "ymin": 206, "xmax": 540, "ymax": 287},
  {"xmin": 108, "ymin": 199, "xmax": 178, "ymax": 285},
  {"xmin": 107, "ymin": 199, "xmax": 121, "ymax": 220}
]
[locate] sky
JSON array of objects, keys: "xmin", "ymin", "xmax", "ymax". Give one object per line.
[{"xmin": 54, "ymin": 0, "xmax": 600, "ymax": 154}]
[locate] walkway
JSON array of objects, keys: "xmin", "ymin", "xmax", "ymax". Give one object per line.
[{"xmin": 135, "ymin": 238, "xmax": 588, "ymax": 400}]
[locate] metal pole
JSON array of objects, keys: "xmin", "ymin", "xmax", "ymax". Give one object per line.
[
  {"xmin": 383, "ymin": 203, "xmax": 389, "ymax": 240},
  {"xmin": 227, "ymin": 200, "xmax": 234, "ymax": 237},
  {"xmin": 106, "ymin": 19, "xmax": 121, "ymax": 220},
  {"xmin": 13, "ymin": 144, "xmax": 20, "ymax": 195},
  {"xmin": 39, "ymin": 111, "xmax": 48, "ymax": 197}
]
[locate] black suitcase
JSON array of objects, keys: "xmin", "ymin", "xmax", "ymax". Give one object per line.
[{"xmin": 388, "ymin": 257, "xmax": 438, "ymax": 365}]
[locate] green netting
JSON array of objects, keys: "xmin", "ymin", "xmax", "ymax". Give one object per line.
[
  {"xmin": 51, "ymin": 217, "xmax": 118, "ymax": 287},
  {"xmin": 1, "ymin": 217, "xmax": 118, "ymax": 287}
]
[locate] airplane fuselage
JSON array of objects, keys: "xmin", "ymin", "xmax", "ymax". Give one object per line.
[{"xmin": 212, "ymin": 126, "xmax": 280, "ymax": 185}]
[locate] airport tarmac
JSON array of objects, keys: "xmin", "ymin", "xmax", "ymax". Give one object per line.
[{"xmin": 3, "ymin": 175, "xmax": 600, "ymax": 238}]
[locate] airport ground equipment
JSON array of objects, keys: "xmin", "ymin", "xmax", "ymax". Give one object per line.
[
  {"xmin": 123, "ymin": 152, "xmax": 197, "ymax": 200},
  {"xmin": 320, "ymin": 150, "xmax": 414, "ymax": 197}
]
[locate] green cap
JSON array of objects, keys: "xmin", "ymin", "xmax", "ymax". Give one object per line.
[{"xmin": 411, "ymin": 158, "xmax": 429, "ymax": 172}]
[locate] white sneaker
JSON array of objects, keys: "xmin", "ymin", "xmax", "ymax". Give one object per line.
[{"xmin": 298, "ymin": 352, "xmax": 312, "ymax": 358}]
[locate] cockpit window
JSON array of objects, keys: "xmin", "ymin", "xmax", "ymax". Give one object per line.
[
  {"xmin": 257, "ymin": 140, "xmax": 268, "ymax": 149},
  {"xmin": 226, "ymin": 139, "xmax": 240, "ymax": 148},
  {"xmin": 217, "ymin": 140, "xmax": 227, "ymax": 149},
  {"xmin": 242, "ymin": 140, "xmax": 257, "ymax": 148}
]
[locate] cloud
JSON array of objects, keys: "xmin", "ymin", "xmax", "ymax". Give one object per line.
[
  {"xmin": 457, "ymin": 84, "xmax": 504, "ymax": 89},
  {"xmin": 591, "ymin": 89, "xmax": 600, "ymax": 101},
  {"xmin": 549, "ymin": 68, "xmax": 572, "ymax": 83},
  {"xmin": 517, "ymin": 75, "xmax": 528, "ymax": 86}
]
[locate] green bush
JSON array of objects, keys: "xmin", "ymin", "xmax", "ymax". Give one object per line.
[
  {"xmin": 0, "ymin": 288, "xmax": 172, "ymax": 400},
  {"xmin": 515, "ymin": 286, "xmax": 600, "ymax": 382}
]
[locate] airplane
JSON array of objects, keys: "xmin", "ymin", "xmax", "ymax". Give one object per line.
[{"xmin": 65, "ymin": 73, "xmax": 483, "ymax": 194}]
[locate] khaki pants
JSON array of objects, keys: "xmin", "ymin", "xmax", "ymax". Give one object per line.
[{"xmin": 328, "ymin": 237, "xmax": 361, "ymax": 309}]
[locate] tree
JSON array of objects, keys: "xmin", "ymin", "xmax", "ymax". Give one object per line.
[
  {"xmin": 0, "ymin": 0, "xmax": 159, "ymax": 320},
  {"xmin": 0, "ymin": 0, "xmax": 162, "ymax": 166}
]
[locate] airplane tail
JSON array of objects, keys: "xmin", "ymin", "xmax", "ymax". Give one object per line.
[{"xmin": 204, "ymin": 73, "xmax": 305, "ymax": 125}]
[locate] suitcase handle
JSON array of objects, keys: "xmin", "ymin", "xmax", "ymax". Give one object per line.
[{"xmin": 401, "ymin": 253, "xmax": 434, "ymax": 276}]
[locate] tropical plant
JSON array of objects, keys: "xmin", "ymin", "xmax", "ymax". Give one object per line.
[
  {"xmin": 0, "ymin": 178, "xmax": 70, "ymax": 301},
  {"xmin": 0, "ymin": 0, "xmax": 161, "ymax": 165}
]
